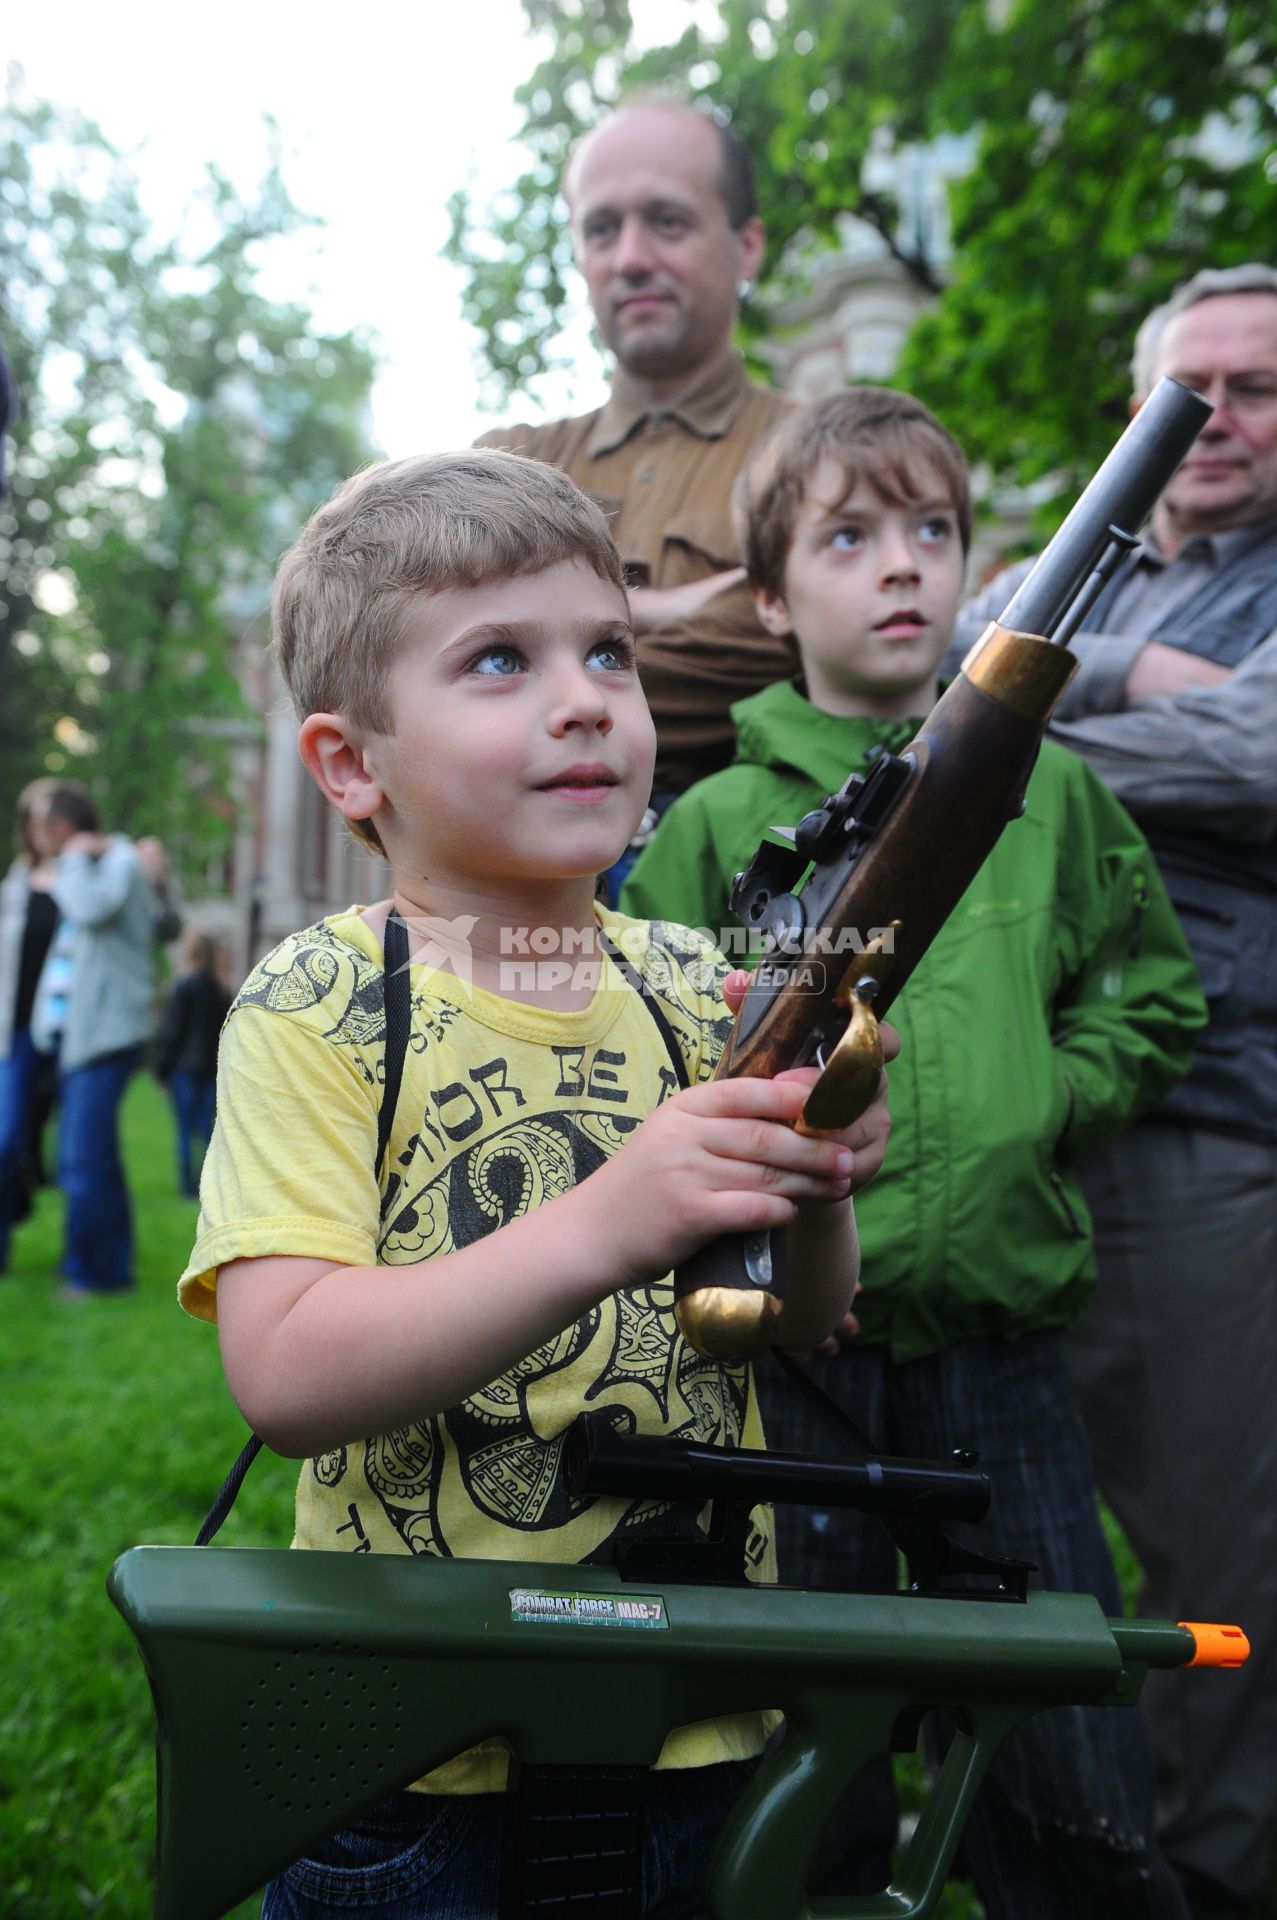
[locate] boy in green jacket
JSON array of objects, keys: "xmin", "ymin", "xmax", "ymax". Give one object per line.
[{"xmin": 623, "ymin": 389, "xmax": 1206, "ymax": 1920}]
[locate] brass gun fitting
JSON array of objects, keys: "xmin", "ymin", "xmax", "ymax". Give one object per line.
[
  {"xmin": 961, "ymin": 622, "xmax": 1078, "ymax": 720},
  {"xmin": 673, "ymin": 1285, "xmax": 783, "ymax": 1361}
]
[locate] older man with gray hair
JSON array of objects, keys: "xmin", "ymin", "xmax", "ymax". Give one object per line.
[{"xmin": 954, "ymin": 263, "xmax": 1277, "ymax": 1919}]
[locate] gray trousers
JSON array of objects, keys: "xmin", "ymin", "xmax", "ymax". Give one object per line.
[{"xmin": 1068, "ymin": 1122, "xmax": 1277, "ymax": 1910}]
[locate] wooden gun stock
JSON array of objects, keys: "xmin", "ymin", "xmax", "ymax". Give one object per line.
[{"xmin": 675, "ymin": 378, "xmax": 1214, "ymax": 1358}]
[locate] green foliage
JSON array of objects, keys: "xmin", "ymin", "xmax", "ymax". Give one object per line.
[
  {"xmin": 447, "ymin": 0, "xmax": 1277, "ymax": 500},
  {"xmin": 0, "ymin": 74, "xmax": 377, "ymax": 879},
  {"xmin": 895, "ymin": 0, "xmax": 1277, "ymax": 501}
]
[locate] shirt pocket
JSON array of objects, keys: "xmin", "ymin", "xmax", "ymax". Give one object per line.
[{"xmin": 662, "ymin": 501, "xmax": 742, "ymax": 574}]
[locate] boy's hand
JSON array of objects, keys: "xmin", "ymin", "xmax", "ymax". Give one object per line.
[{"xmin": 587, "ymin": 1075, "xmax": 860, "ymax": 1289}]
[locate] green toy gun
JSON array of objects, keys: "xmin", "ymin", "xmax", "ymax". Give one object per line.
[{"xmin": 109, "ymin": 1413, "xmax": 1248, "ymax": 1920}]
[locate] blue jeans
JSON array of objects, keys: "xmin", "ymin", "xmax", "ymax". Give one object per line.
[
  {"xmin": 58, "ymin": 1047, "xmax": 140, "ymax": 1292},
  {"xmin": 170, "ymin": 1068, "xmax": 215, "ymax": 1196},
  {"xmin": 0, "ymin": 1026, "xmax": 40, "ymax": 1269},
  {"xmin": 261, "ymin": 1761, "xmax": 756, "ymax": 1919},
  {"xmin": 757, "ymin": 1332, "xmax": 1190, "ymax": 1920}
]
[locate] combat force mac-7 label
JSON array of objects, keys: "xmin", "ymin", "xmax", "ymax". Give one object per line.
[{"xmin": 509, "ymin": 1587, "xmax": 668, "ymax": 1630}]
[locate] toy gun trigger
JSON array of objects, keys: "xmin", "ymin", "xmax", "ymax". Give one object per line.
[
  {"xmin": 1180, "ymin": 1621, "xmax": 1251, "ymax": 1668},
  {"xmin": 795, "ymin": 925, "xmax": 899, "ymax": 1138}
]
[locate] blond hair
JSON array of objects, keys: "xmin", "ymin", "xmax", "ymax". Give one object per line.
[
  {"xmin": 15, "ymin": 777, "xmax": 62, "ymax": 860},
  {"xmin": 272, "ymin": 448, "xmax": 627, "ymax": 852},
  {"xmin": 734, "ymin": 387, "xmax": 972, "ymax": 601}
]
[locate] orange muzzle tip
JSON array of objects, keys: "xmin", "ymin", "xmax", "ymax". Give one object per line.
[{"xmin": 1179, "ymin": 1622, "xmax": 1251, "ymax": 1668}]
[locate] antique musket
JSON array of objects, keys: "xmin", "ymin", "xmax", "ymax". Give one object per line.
[{"xmin": 674, "ymin": 376, "xmax": 1213, "ymax": 1360}]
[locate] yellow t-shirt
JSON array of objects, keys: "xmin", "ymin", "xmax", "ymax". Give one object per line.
[{"xmin": 181, "ymin": 903, "xmax": 777, "ymax": 1790}]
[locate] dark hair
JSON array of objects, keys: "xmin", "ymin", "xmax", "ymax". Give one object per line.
[
  {"xmin": 711, "ymin": 114, "xmax": 757, "ymax": 230},
  {"xmin": 734, "ymin": 387, "xmax": 972, "ymax": 598},
  {"xmin": 42, "ymin": 782, "xmax": 100, "ymax": 835}
]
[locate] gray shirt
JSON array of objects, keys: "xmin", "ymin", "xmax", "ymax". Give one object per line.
[{"xmin": 952, "ymin": 523, "xmax": 1277, "ymax": 844}]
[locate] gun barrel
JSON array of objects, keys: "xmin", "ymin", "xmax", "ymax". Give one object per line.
[
  {"xmin": 999, "ymin": 377, "xmax": 1212, "ymax": 640},
  {"xmin": 565, "ymin": 1414, "xmax": 991, "ymax": 1523},
  {"xmin": 1108, "ymin": 1619, "xmax": 1251, "ymax": 1670}
]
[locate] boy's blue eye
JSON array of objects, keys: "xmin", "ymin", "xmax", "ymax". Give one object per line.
[
  {"xmin": 828, "ymin": 525, "xmax": 864, "ymax": 550},
  {"xmin": 919, "ymin": 516, "xmax": 956, "ymax": 545},
  {"xmin": 587, "ymin": 635, "xmax": 634, "ymax": 672},
  {"xmin": 469, "ymin": 647, "xmax": 522, "ymax": 677}
]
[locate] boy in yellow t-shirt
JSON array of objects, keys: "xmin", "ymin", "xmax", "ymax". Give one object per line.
[{"xmin": 180, "ymin": 448, "xmax": 891, "ymax": 1919}]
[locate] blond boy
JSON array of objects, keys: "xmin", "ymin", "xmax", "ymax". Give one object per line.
[{"xmin": 180, "ymin": 449, "xmax": 890, "ymax": 1919}]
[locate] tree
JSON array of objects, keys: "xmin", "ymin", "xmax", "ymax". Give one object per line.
[
  {"xmin": 447, "ymin": 0, "xmax": 1277, "ymax": 500},
  {"xmin": 0, "ymin": 73, "xmax": 376, "ymax": 873}
]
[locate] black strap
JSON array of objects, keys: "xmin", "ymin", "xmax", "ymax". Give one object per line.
[
  {"xmin": 768, "ymin": 1345, "xmax": 886, "ymax": 1462},
  {"xmin": 194, "ymin": 1430, "xmax": 264, "ymax": 1547},
  {"xmin": 597, "ymin": 926, "xmax": 690, "ymax": 1091},
  {"xmin": 195, "ymin": 910, "xmax": 413, "ymax": 1546},
  {"xmin": 377, "ymin": 909, "xmax": 411, "ymax": 1180}
]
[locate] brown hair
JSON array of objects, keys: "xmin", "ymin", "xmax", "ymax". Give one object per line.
[
  {"xmin": 734, "ymin": 387, "xmax": 972, "ymax": 600},
  {"xmin": 180, "ymin": 926, "xmax": 220, "ymax": 975},
  {"xmin": 39, "ymin": 780, "xmax": 100, "ymax": 836},
  {"xmin": 272, "ymin": 449, "xmax": 627, "ymax": 853}
]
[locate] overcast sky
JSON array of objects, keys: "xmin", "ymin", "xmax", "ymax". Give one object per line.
[{"xmin": 5, "ymin": 0, "xmax": 667, "ymax": 455}]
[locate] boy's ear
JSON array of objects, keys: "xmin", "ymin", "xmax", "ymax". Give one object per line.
[
  {"xmin": 752, "ymin": 583, "xmax": 794, "ymax": 639},
  {"xmin": 297, "ymin": 713, "xmax": 385, "ymax": 828}
]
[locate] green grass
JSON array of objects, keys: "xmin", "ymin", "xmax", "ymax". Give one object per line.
[
  {"xmin": 0, "ymin": 1078, "xmax": 1265, "ymax": 1918},
  {"xmin": 0, "ymin": 1075, "xmax": 295, "ymax": 1920}
]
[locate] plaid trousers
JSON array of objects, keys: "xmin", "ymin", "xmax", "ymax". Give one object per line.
[{"xmin": 757, "ymin": 1330, "xmax": 1191, "ymax": 1920}]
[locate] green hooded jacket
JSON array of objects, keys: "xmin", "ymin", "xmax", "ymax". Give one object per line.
[{"xmin": 623, "ymin": 678, "xmax": 1207, "ymax": 1361}]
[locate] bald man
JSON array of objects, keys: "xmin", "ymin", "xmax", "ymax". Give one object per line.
[{"xmin": 478, "ymin": 98, "xmax": 795, "ymax": 894}]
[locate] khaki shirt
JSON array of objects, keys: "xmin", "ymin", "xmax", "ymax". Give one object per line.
[{"xmin": 478, "ymin": 355, "xmax": 795, "ymax": 793}]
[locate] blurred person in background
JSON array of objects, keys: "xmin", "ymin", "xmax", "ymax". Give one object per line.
[
  {"xmin": 0, "ymin": 780, "xmax": 61, "ymax": 1269},
  {"xmin": 153, "ymin": 926, "xmax": 230, "ymax": 1198},
  {"xmin": 29, "ymin": 782, "xmax": 154, "ymax": 1296}
]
